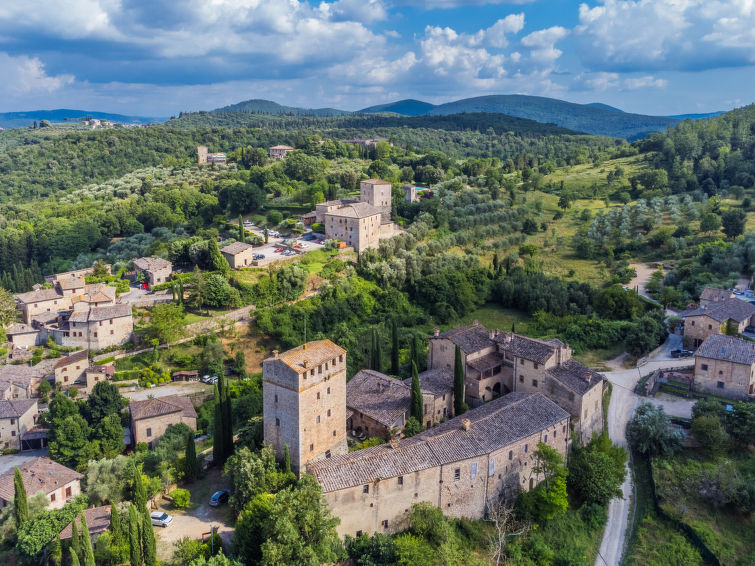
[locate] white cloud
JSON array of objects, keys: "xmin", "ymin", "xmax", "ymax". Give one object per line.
[
  {"xmin": 0, "ymin": 52, "xmax": 74, "ymax": 97},
  {"xmin": 521, "ymin": 26, "xmax": 569, "ymax": 65},
  {"xmin": 572, "ymin": 71, "xmax": 666, "ymax": 91},
  {"xmin": 321, "ymin": 0, "xmax": 388, "ymax": 23},
  {"xmin": 485, "ymin": 14, "xmax": 526, "ymax": 48},
  {"xmin": 393, "ymin": 0, "xmax": 534, "ymax": 7},
  {"xmin": 623, "ymin": 75, "xmax": 667, "ymax": 89}
]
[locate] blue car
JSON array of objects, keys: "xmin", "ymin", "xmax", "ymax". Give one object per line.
[{"xmin": 209, "ymin": 489, "xmax": 230, "ymax": 507}]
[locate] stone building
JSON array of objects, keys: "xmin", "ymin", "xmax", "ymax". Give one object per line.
[
  {"xmin": 53, "ymin": 349, "xmax": 89, "ymax": 390},
  {"xmin": 346, "ymin": 369, "xmax": 446, "ymax": 437},
  {"xmin": 197, "ymin": 146, "xmax": 226, "ymax": 164},
  {"xmin": 324, "ymin": 202, "xmax": 383, "ymax": 252},
  {"xmin": 129, "ymin": 394, "xmax": 197, "ymax": 448},
  {"xmin": 0, "ymin": 399, "xmax": 37, "ymax": 450},
  {"xmin": 428, "ymin": 323, "xmax": 604, "ymax": 443},
  {"xmin": 0, "ymin": 365, "xmax": 43, "ymax": 400},
  {"xmin": 133, "ymin": 257, "xmax": 173, "ymax": 288},
  {"xmin": 315, "ymin": 198, "xmax": 359, "ymax": 223},
  {"xmin": 269, "ymin": 145, "xmax": 294, "ymax": 159},
  {"xmin": 309, "ymin": 392, "xmax": 570, "ymax": 538},
  {"xmin": 693, "ymin": 334, "xmax": 755, "ymax": 399},
  {"xmin": 60, "ymin": 506, "xmax": 111, "ymax": 541},
  {"xmin": 360, "ymin": 179, "xmax": 392, "ymax": 222},
  {"xmin": 220, "ymin": 241, "xmax": 256, "ymax": 269},
  {"xmin": 699, "ymin": 287, "xmax": 735, "ymax": 307},
  {"xmin": 682, "ymin": 299, "xmax": 755, "ymax": 347},
  {"xmin": 50, "ymin": 303, "xmax": 133, "ymax": 350},
  {"xmin": 402, "ymin": 367, "xmax": 454, "ymax": 423},
  {"xmin": 263, "ymin": 340, "xmax": 348, "ymax": 474},
  {"xmin": 0, "ymin": 457, "xmax": 82, "ymax": 510},
  {"xmin": 6, "ymin": 323, "xmax": 39, "ymax": 349},
  {"xmin": 15, "ymin": 288, "xmax": 72, "ymax": 325}
]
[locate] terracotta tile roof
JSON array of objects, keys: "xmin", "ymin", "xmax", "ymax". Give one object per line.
[
  {"xmin": 15, "ymin": 288, "xmax": 63, "ymax": 303},
  {"xmin": 57, "ymin": 276, "xmax": 86, "ymax": 290},
  {"xmin": 269, "ymin": 145, "xmax": 294, "ymax": 150},
  {"xmin": 221, "ymin": 242, "xmax": 253, "ymax": 255},
  {"xmin": 362, "ymin": 179, "xmax": 391, "ymax": 185},
  {"xmin": 324, "ymin": 202, "xmax": 382, "ymax": 219},
  {"xmin": 347, "ymin": 370, "xmax": 414, "ymax": 428},
  {"xmin": 0, "ymin": 399, "xmax": 37, "ymax": 419},
  {"xmin": 682, "ymin": 299, "xmax": 755, "ymax": 323},
  {"xmin": 695, "ymin": 334, "xmax": 755, "ymax": 365},
  {"xmin": 59, "ymin": 506, "xmax": 111, "ymax": 540},
  {"xmin": 309, "ymin": 393, "xmax": 568, "ymax": 492},
  {"xmin": 53, "ymin": 349, "xmax": 89, "ymax": 369},
  {"xmin": 699, "ymin": 287, "xmax": 734, "ymax": 303},
  {"xmin": 264, "ymin": 340, "xmax": 346, "ymax": 372},
  {"xmin": 433, "ymin": 325, "xmax": 494, "ymax": 354},
  {"xmin": 133, "ymin": 257, "xmax": 172, "ymax": 272},
  {"xmin": 497, "ymin": 334, "xmax": 558, "ymax": 364},
  {"xmin": 406, "ymin": 368, "xmax": 454, "ymax": 396},
  {"xmin": 0, "ymin": 457, "xmax": 83, "ymax": 502},
  {"xmin": 129, "ymin": 394, "xmax": 197, "ymax": 421},
  {"xmin": 87, "ymin": 304, "xmax": 132, "ymax": 321},
  {"xmin": 545, "ymin": 359, "xmax": 604, "ymax": 395},
  {"xmin": 6, "ymin": 323, "xmax": 37, "ymax": 335}
]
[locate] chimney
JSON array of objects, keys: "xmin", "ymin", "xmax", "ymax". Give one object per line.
[
  {"xmin": 303, "ymin": 342, "xmax": 308, "ymax": 350},
  {"xmin": 433, "ymin": 327, "xmax": 440, "ymax": 337},
  {"xmin": 473, "ymin": 320, "xmax": 479, "ymax": 326},
  {"xmin": 303, "ymin": 360, "xmax": 308, "ymax": 368},
  {"xmin": 489, "ymin": 330, "xmax": 495, "ymax": 340},
  {"xmin": 584, "ymin": 372, "xmax": 592, "ymax": 382},
  {"xmin": 273, "ymin": 350, "xmax": 279, "ymax": 358},
  {"xmin": 461, "ymin": 418, "xmax": 471, "ymax": 432},
  {"xmin": 390, "ymin": 437, "xmax": 398, "ymax": 449}
]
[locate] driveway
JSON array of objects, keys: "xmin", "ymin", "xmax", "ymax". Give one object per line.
[
  {"xmin": 595, "ymin": 344, "xmax": 695, "ymax": 566},
  {"xmin": 0, "ymin": 449, "xmax": 48, "ymax": 475},
  {"xmin": 122, "ymin": 381, "xmax": 210, "ymax": 401}
]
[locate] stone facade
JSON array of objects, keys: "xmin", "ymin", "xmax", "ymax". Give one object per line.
[
  {"xmin": 129, "ymin": 394, "xmax": 198, "ymax": 447},
  {"xmin": 52, "ymin": 304, "xmax": 133, "ymax": 351},
  {"xmin": 324, "ymin": 203, "xmax": 383, "ymax": 252},
  {"xmin": 0, "ymin": 457, "xmax": 82, "ymax": 510},
  {"xmin": 360, "ymin": 179, "xmax": 392, "ymax": 222},
  {"xmin": 693, "ymin": 334, "xmax": 755, "ymax": 399},
  {"xmin": 0, "ymin": 400, "xmax": 37, "ymax": 450},
  {"xmin": 269, "ymin": 145, "xmax": 294, "ymax": 159},
  {"xmin": 15, "ymin": 288, "xmax": 72, "ymax": 324},
  {"xmin": 220, "ymin": 241, "xmax": 256, "ymax": 269},
  {"xmin": 263, "ymin": 340, "xmax": 348, "ymax": 474},
  {"xmin": 682, "ymin": 299, "xmax": 755, "ymax": 347},
  {"xmin": 53, "ymin": 350, "xmax": 89, "ymax": 390},
  {"xmin": 133, "ymin": 257, "xmax": 173, "ymax": 288}
]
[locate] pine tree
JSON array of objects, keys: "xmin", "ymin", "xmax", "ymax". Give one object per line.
[
  {"xmin": 511, "ymin": 322, "xmax": 516, "ymax": 333},
  {"xmin": 238, "ymin": 215, "xmax": 245, "ymax": 243},
  {"xmin": 128, "ymin": 504, "xmax": 142, "ymax": 566},
  {"xmin": 185, "ymin": 432, "xmax": 199, "ymax": 481},
  {"xmin": 69, "ymin": 547, "xmax": 81, "ymax": 566},
  {"xmin": 453, "ymin": 345, "xmax": 466, "ymax": 416},
  {"xmin": 284, "ymin": 444, "xmax": 291, "ymax": 474},
  {"xmin": 80, "ymin": 514, "xmax": 96, "ymax": 566},
  {"xmin": 391, "ymin": 319, "xmax": 400, "ymax": 376},
  {"xmin": 13, "ymin": 466, "xmax": 28, "ymax": 528},
  {"xmin": 410, "ymin": 361, "xmax": 423, "ymax": 424},
  {"xmin": 70, "ymin": 517, "xmax": 81, "ymax": 562},
  {"xmin": 49, "ymin": 534, "xmax": 62, "ymax": 566},
  {"xmin": 132, "ymin": 464, "xmax": 147, "ymax": 512},
  {"xmin": 141, "ymin": 508, "xmax": 157, "ymax": 566}
]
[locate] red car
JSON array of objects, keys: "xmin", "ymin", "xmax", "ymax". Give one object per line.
[
  {"xmin": 140, "ymin": 283, "xmax": 149, "ymax": 290},
  {"xmin": 275, "ymin": 247, "xmax": 285, "ymax": 253}
]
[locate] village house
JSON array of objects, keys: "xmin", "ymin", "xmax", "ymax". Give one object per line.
[
  {"xmin": 15, "ymin": 288, "xmax": 71, "ymax": 325},
  {"xmin": 44, "ymin": 265, "xmax": 110, "ymax": 285},
  {"xmin": 14, "ymin": 275, "xmax": 117, "ymax": 326},
  {"xmin": 0, "ymin": 365, "xmax": 43, "ymax": 400},
  {"xmin": 269, "ymin": 145, "xmax": 294, "ymax": 159},
  {"xmin": 263, "ymin": 340, "xmax": 348, "ymax": 474},
  {"xmin": 682, "ymin": 299, "xmax": 755, "ymax": 347},
  {"xmin": 129, "ymin": 394, "xmax": 197, "ymax": 448},
  {"xmin": 6, "ymin": 323, "xmax": 39, "ymax": 349},
  {"xmin": 0, "ymin": 457, "xmax": 83, "ymax": 510},
  {"xmin": 346, "ymin": 369, "xmax": 444, "ymax": 438},
  {"xmin": 324, "ymin": 202, "xmax": 383, "ymax": 252},
  {"xmin": 83, "ymin": 364, "xmax": 114, "ymax": 392},
  {"xmin": 341, "ymin": 138, "xmax": 392, "ymax": 149},
  {"xmin": 698, "ymin": 287, "xmax": 735, "ymax": 307},
  {"xmin": 60, "ymin": 506, "xmax": 111, "ymax": 541},
  {"xmin": 0, "ymin": 399, "xmax": 37, "ymax": 450},
  {"xmin": 309, "ymin": 392, "xmax": 570, "ymax": 538},
  {"xmin": 50, "ymin": 303, "xmax": 133, "ymax": 350},
  {"xmin": 693, "ymin": 334, "xmax": 755, "ymax": 399},
  {"xmin": 402, "ymin": 367, "xmax": 454, "ymax": 420},
  {"xmin": 197, "ymin": 146, "xmax": 226, "ymax": 165},
  {"xmin": 360, "ymin": 179, "xmax": 393, "ymax": 222},
  {"xmin": 220, "ymin": 241, "xmax": 256, "ymax": 269},
  {"xmin": 53, "ymin": 349, "xmax": 89, "ymax": 390},
  {"xmin": 133, "ymin": 257, "xmax": 173, "ymax": 288}
]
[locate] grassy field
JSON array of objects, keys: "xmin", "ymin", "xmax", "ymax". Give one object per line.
[
  {"xmin": 544, "ymin": 154, "xmax": 648, "ymax": 195},
  {"xmin": 455, "ymin": 304, "xmax": 531, "ymax": 334}
]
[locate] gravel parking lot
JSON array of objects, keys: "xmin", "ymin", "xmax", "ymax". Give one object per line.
[
  {"xmin": 0, "ymin": 449, "xmax": 47, "ymax": 475},
  {"xmin": 122, "ymin": 381, "xmax": 210, "ymax": 401},
  {"xmin": 236, "ymin": 229, "xmax": 326, "ymax": 267}
]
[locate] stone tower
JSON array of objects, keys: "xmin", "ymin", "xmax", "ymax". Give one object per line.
[
  {"xmin": 262, "ymin": 340, "xmax": 348, "ymax": 474},
  {"xmin": 197, "ymin": 145, "xmax": 208, "ymax": 165},
  {"xmin": 360, "ymin": 179, "xmax": 392, "ymax": 222}
]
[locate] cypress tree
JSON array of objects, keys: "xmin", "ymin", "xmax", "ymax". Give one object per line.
[
  {"xmin": 80, "ymin": 514, "xmax": 96, "ymax": 566},
  {"xmin": 109, "ymin": 505, "xmax": 125, "ymax": 562},
  {"xmin": 453, "ymin": 345, "xmax": 466, "ymax": 416},
  {"xmin": 410, "ymin": 361, "xmax": 423, "ymax": 424},
  {"xmin": 49, "ymin": 534, "xmax": 62, "ymax": 566},
  {"xmin": 207, "ymin": 238, "xmax": 230, "ymax": 278},
  {"xmin": 69, "ymin": 548, "xmax": 81, "ymax": 566},
  {"xmin": 212, "ymin": 383, "xmax": 223, "ymax": 465},
  {"xmin": 13, "ymin": 466, "xmax": 28, "ymax": 528},
  {"xmin": 374, "ymin": 328, "xmax": 382, "ymax": 373},
  {"xmin": 128, "ymin": 504, "xmax": 142, "ymax": 566},
  {"xmin": 391, "ymin": 319, "xmax": 400, "ymax": 376},
  {"xmin": 132, "ymin": 464, "xmax": 147, "ymax": 512},
  {"xmin": 369, "ymin": 330, "xmax": 377, "ymax": 371},
  {"xmin": 410, "ymin": 337, "xmax": 418, "ymax": 376},
  {"xmin": 511, "ymin": 322, "xmax": 516, "ymax": 333},
  {"xmin": 185, "ymin": 432, "xmax": 199, "ymax": 481},
  {"xmin": 70, "ymin": 517, "xmax": 81, "ymax": 561},
  {"xmin": 284, "ymin": 444, "xmax": 291, "ymax": 475},
  {"xmin": 219, "ymin": 373, "xmax": 233, "ymax": 459},
  {"xmin": 238, "ymin": 215, "xmax": 245, "ymax": 243},
  {"xmin": 141, "ymin": 508, "xmax": 157, "ymax": 566}
]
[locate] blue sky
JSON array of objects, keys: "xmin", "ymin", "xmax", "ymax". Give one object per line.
[{"xmin": 0, "ymin": 0, "xmax": 753, "ymax": 117}]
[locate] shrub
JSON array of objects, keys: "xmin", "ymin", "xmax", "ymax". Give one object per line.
[{"xmin": 170, "ymin": 488, "xmax": 191, "ymax": 509}]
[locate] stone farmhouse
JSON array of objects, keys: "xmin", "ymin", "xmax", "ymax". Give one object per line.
[
  {"xmin": 0, "ymin": 457, "xmax": 82, "ymax": 510},
  {"xmin": 0, "ymin": 365, "xmax": 44, "ymax": 399},
  {"xmin": 269, "ymin": 145, "xmax": 294, "ymax": 159},
  {"xmin": 60, "ymin": 505, "xmax": 112, "ymax": 541},
  {"xmin": 309, "ymin": 392, "xmax": 570, "ymax": 538},
  {"xmin": 53, "ymin": 349, "xmax": 89, "ymax": 390},
  {"xmin": 133, "ymin": 257, "xmax": 173, "ymax": 288},
  {"xmin": 0, "ymin": 399, "xmax": 37, "ymax": 450},
  {"xmin": 428, "ymin": 323, "xmax": 604, "ymax": 443},
  {"xmin": 221, "ymin": 241, "xmax": 256, "ymax": 269},
  {"xmin": 50, "ymin": 303, "xmax": 133, "ymax": 351},
  {"xmin": 342, "ymin": 138, "xmax": 392, "ymax": 149},
  {"xmin": 346, "ymin": 369, "xmax": 450, "ymax": 438},
  {"xmin": 263, "ymin": 340, "xmax": 348, "ymax": 474},
  {"xmin": 197, "ymin": 146, "xmax": 226, "ymax": 165},
  {"xmin": 129, "ymin": 394, "xmax": 197, "ymax": 448},
  {"xmin": 6, "ymin": 322, "xmax": 39, "ymax": 349},
  {"xmin": 682, "ymin": 299, "xmax": 755, "ymax": 347},
  {"xmin": 699, "ymin": 287, "xmax": 735, "ymax": 307},
  {"xmin": 694, "ymin": 334, "xmax": 755, "ymax": 399},
  {"xmin": 44, "ymin": 265, "xmax": 110, "ymax": 285}
]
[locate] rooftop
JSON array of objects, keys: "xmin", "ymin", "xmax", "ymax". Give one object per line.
[
  {"xmin": 497, "ymin": 333, "xmax": 560, "ymax": 364},
  {"xmin": 0, "ymin": 399, "xmax": 37, "ymax": 419},
  {"xmin": 699, "ymin": 287, "xmax": 734, "ymax": 303},
  {"xmin": 130, "ymin": 394, "xmax": 197, "ymax": 421},
  {"xmin": 56, "ymin": 276, "xmax": 86, "ymax": 290},
  {"xmin": 406, "ymin": 368, "xmax": 454, "ymax": 396},
  {"xmin": 87, "ymin": 303, "xmax": 132, "ymax": 322},
  {"xmin": 15, "ymin": 288, "xmax": 63, "ymax": 304},
  {"xmin": 682, "ymin": 298, "xmax": 755, "ymax": 323},
  {"xmin": 362, "ymin": 178, "xmax": 392, "ymax": 185},
  {"xmin": 310, "ymin": 392, "xmax": 568, "ymax": 492},
  {"xmin": 324, "ymin": 202, "xmax": 382, "ymax": 219},
  {"xmin": 133, "ymin": 257, "xmax": 172, "ymax": 272},
  {"xmin": 433, "ymin": 324, "xmax": 494, "ymax": 354},
  {"xmin": 347, "ymin": 370, "xmax": 414, "ymax": 428},
  {"xmin": 264, "ymin": 340, "xmax": 346, "ymax": 372},
  {"xmin": 545, "ymin": 359, "xmax": 604, "ymax": 395},
  {"xmin": 270, "ymin": 145, "xmax": 294, "ymax": 150},
  {"xmin": 59, "ymin": 505, "xmax": 111, "ymax": 540},
  {"xmin": 53, "ymin": 349, "xmax": 89, "ymax": 369},
  {"xmin": 695, "ymin": 334, "xmax": 755, "ymax": 365},
  {"xmin": 220, "ymin": 241, "xmax": 254, "ymax": 255},
  {"xmin": 0, "ymin": 457, "xmax": 83, "ymax": 502},
  {"xmin": 6, "ymin": 323, "xmax": 37, "ymax": 335}
]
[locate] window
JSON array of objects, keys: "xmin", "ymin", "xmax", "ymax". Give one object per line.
[
  {"xmin": 325, "ymin": 450, "xmax": 331, "ymax": 458},
  {"xmin": 325, "ymin": 363, "xmax": 328, "ymax": 370},
  {"xmin": 532, "ymin": 379, "xmax": 538, "ymax": 387},
  {"xmin": 471, "ymin": 462, "xmax": 478, "ymax": 479},
  {"xmin": 318, "ymin": 365, "xmax": 322, "ymax": 374},
  {"xmin": 708, "ymin": 324, "xmax": 713, "ymax": 329},
  {"xmin": 691, "ymin": 321, "xmax": 695, "ymax": 326},
  {"xmin": 316, "ymin": 416, "xmax": 321, "ymax": 423},
  {"xmin": 317, "ymin": 392, "xmax": 321, "ymax": 400},
  {"xmin": 719, "ymin": 370, "xmax": 723, "ymax": 375},
  {"xmin": 94, "ymin": 332, "xmax": 98, "ymax": 338},
  {"xmin": 310, "ymin": 444, "xmax": 314, "ymax": 452},
  {"xmin": 398, "ymin": 476, "xmax": 403, "ymax": 485},
  {"xmin": 11, "ymin": 431, "xmax": 15, "ymax": 437},
  {"xmin": 110, "ymin": 330, "xmax": 114, "ymax": 335},
  {"xmin": 508, "ymin": 450, "xmax": 513, "ymax": 460},
  {"xmin": 544, "ymin": 434, "xmax": 548, "ymax": 443},
  {"xmin": 489, "ymin": 459, "xmax": 495, "ymax": 476},
  {"xmin": 327, "ymin": 387, "xmax": 331, "ymax": 394},
  {"xmin": 519, "ymin": 375, "xmax": 524, "ymax": 383},
  {"xmin": 65, "ymin": 487, "xmax": 72, "ymax": 497},
  {"xmin": 568, "ymin": 392, "xmax": 575, "ymax": 401},
  {"xmin": 310, "ymin": 369, "xmax": 315, "ymax": 376},
  {"xmin": 717, "ymin": 381, "xmax": 725, "ymax": 389},
  {"xmin": 534, "ymin": 362, "xmax": 539, "ymax": 369},
  {"xmin": 333, "ymin": 430, "xmax": 337, "ymax": 436},
  {"xmin": 454, "ymin": 468, "xmax": 461, "ymax": 481},
  {"xmin": 554, "ymin": 430, "xmax": 557, "ymax": 438},
  {"xmin": 524, "ymin": 444, "xmax": 528, "ymax": 453},
  {"xmin": 356, "ymin": 530, "xmax": 363, "ymax": 537},
  {"xmin": 275, "ymin": 418, "xmax": 280, "ymax": 427},
  {"xmin": 274, "ymin": 394, "xmax": 278, "ymax": 403},
  {"xmin": 146, "ymin": 428, "xmax": 152, "ymax": 437},
  {"xmin": 340, "ymin": 354, "xmax": 343, "ymax": 362},
  {"xmin": 363, "ymin": 485, "xmax": 369, "ymax": 494},
  {"xmin": 50, "ymin": 493, "xmax": 56, "ymax": 502},
  {"xmin": 99, "ymin": 321, "xmax": 102, "ymax": 326},
  {"xmin": 701, "ymin": 364, "xmax": 708, "ymax": 370},
  {"xmin": 327, "ymin": 409, "xmax": 331, "ymax": 417},
  {"xmin": 9, "ymin": 419, "xmax": 14, "ymax": 425},
  {"xmin": 382, "ymin": 520, "xmax": 389, "ymax": 529}
]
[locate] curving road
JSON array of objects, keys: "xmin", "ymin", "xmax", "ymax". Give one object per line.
[{"xmin": 594, "ymin": 341, "xmax": 694, "ymax": 566}]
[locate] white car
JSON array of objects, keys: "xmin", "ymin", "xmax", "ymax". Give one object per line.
[{"xmin": 150, "ymin": 511, "xmax": 173, "ymax": 528}]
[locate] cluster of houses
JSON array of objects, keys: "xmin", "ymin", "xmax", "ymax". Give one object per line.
[{"xmin": 262, "ymin": 323, "xmax": 605, "ymax": 537}]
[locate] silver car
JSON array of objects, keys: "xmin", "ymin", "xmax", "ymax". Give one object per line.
[{"xmin": 150, "ymin": 511, "xmax": 173, "ymax": 528}]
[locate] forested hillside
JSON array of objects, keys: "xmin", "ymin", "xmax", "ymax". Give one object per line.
[{"xmin": 212, "ymin": 98, "xmax": 350, "ymax": 116}]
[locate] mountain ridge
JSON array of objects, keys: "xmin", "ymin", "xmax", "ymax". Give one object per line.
[{"xmin": 0, "ymin": 109, "xmax": 164, "ymax": 129}]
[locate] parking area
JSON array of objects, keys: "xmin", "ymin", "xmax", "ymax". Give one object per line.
[
  {"xmin": 0, "ymin": 449, "xmax": 48, "ymax": 475},
  {"xmin": 236, "ymin": 228, "xmax": 326, "ymax": 267},
  {"xmin": 122, "ymin": 381, "xmax": 210, "ymax": 401}
]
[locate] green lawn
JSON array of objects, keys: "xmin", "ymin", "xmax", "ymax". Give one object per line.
[{"xmin": 454, "ymin": 304, "xmax": 530, "ymax": 334}]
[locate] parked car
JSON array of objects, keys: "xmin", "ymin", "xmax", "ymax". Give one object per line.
[
  {"xmin": 201, "ymin": 375, "xmax": 212, "ymax": 383},
  {"xmin": 140, "ymin": 283, "xmax": 149, "ymax": 290},
  {"xmin": 209, "ymin": 489, "xmax": 231, "ymax": 507},
  {"xmin": 275, "ymin": 247, "xmax": 284, "ymax": 253},
  {"xmin": 150, "ymin": 511, "xmax": 173, "ymax": 528},
  {"xmin": 670, "ymin": 349, "xmax": 693, "ymax": 358}
]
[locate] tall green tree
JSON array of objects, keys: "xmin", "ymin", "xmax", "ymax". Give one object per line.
[
  {"xmin": 219, "ymin": 373, "xmax": 233, "ymax": 460},
  {"xmin": 453, "ymin": 345, "xmax": 466, "ymax": 416},
  {"xmin": 410, "ymin": 361, "xmax": 423, "ymax": 424},
  {"xmin": 108, "ymin": 504, "xmax": 127, "ymax": 563},
  {"xmin": 84, "ymin": 381, "xmax": 126, "ymax": 425},
  {"xmin": 49, "ymin": 534, "xmax": 62, "ymax": 566},
  {"xmin": 0, "ymin": 286, "xmax": 17, "ymax": 327},
  {"xmin": 13, "ymin": 466, "xmax": 28, "ymax": 528},
  {"xmin": 184, "ymin": 432, "xmax": 199, "ymax": 482},
  {"xmin": 213, "ymin": 383, "xmax": 224, "ymax": 465},
  {"xmin": 391, "ymin": 320, "xmax": 400, "ymax": 376},
  {"xmin": 69, "ymin": 547, "xmax": 81, "ymax": 566},
  {"xmin": 207, "ymin": 238, "xmax": 231, "ymax": 278},
  {"xmin": 238, "ymin": 215, "xmax": 245, "ymax": 243},
  {"xmin": 70, "ymin": 516, "xmax": 81, "ymax": 562},
  {"xmin": 141, "ymin": 509, "xmax": 157, "ymax": 566},
  {"xmin": 132, "ymin": 464, "xmax": 147, "ymax": 512},
  {"xmin": 128, "ymin": 504, "xmax": 142, "ymax": 566},
  {"xmin": 146, "ymin": 303, "xmax": 185, "ymax": 345},
  {"xmin": 48, "ymin": 414, "xmax": 90, "ymax": 470},
  {"xmin": 373, "ymin": 328, "xmax": 383, "ymax": 373},
  {"xmin": 284, "ymin": 444, "xmax": 292, "ymax": 475},
  {"xmin": 80, "ymin": 514, "xmax": 96, "ymax": 566}
]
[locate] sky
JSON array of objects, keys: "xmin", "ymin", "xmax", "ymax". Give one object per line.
[{"xmin": 0, "ymin": 0, "xmax": 754, "ymax": 117}]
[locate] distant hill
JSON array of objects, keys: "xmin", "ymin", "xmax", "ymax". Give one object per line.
[
  {"xmin": 665, "ymin": 111, "xmax": 725, "ymax": 120},
  {"xmin": 212, "ymin": 99, "xmax": 350, "ymax": 117},
  {"xmin": 586, "ymin": 102, "xmax": 624, "ymax": 112},
  {"xmin": 358, "ymin": 99, "xmax": 437, "ymax": 116},
  {"xmin": 0, "ymin": 109, "xmax": 163, "ymax": 129}
]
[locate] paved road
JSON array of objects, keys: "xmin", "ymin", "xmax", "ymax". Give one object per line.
[
  {"xmin": 594, "ymin": 347, "xmax": 694, "ymax": 566},
  {"xmin": 0, "ymin": 449, "xmax": 48, "ymax": 475}
]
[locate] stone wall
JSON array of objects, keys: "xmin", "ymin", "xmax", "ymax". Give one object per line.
[
  {"xmin": 0, "ymin": 405, "xmax": 36, "ymax": 450},
  {"xmin": 684, "ymin": 315, "xmax": 723, "ymax": 346},
  {"xmin": 694, "ymin": 356, "xmax": 755, "ymax": 399},
  {"xmin": 132, "ymin": 412, "xmax": 196, "ymax": 447}
]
